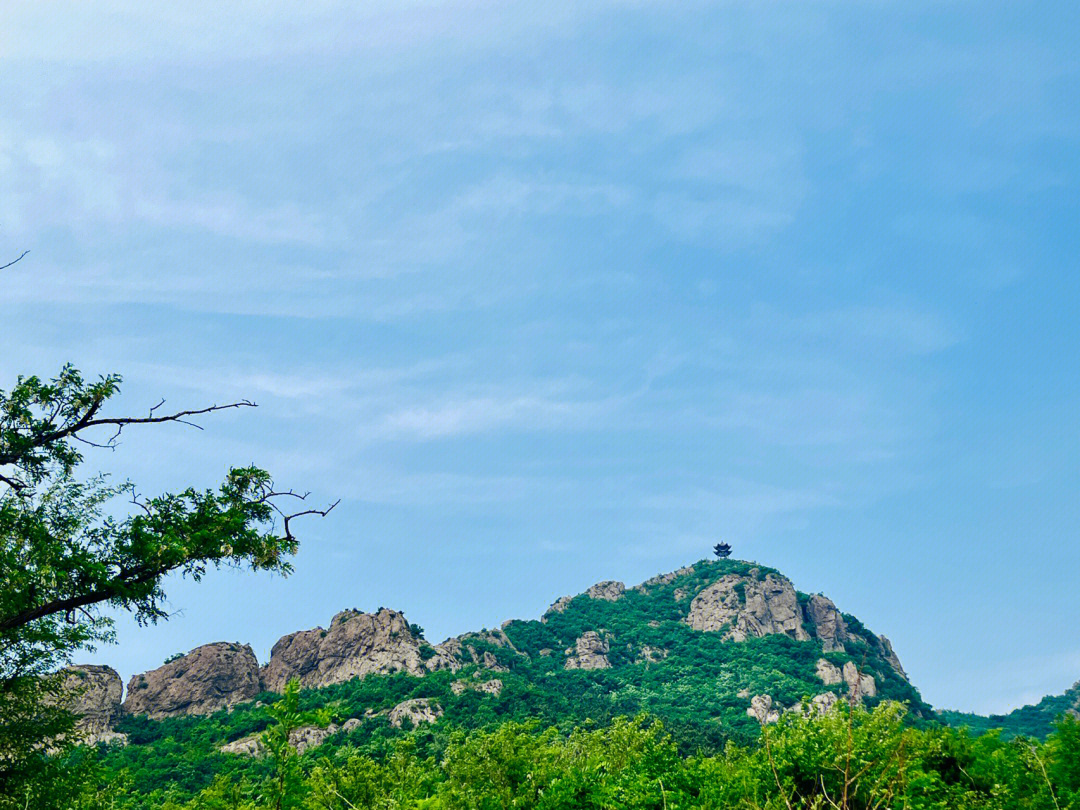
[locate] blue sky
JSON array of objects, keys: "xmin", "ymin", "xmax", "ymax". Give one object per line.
[{"xmin": 1, "ymin": 1, "xmax": 1077, "ymax": 715}]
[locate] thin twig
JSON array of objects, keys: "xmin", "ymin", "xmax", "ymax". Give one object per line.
[{"xmin": 0, "ymin": 250, "xmax": 29, "ymax": 271}]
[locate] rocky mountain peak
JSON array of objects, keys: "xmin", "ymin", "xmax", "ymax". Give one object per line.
[
  {"xmin": 261, "ymin": 606, "xmax": 457, "ymax": 693},
  {"xmin": 97, "ymin": 558, "xmax": 908, "ymax": 726},
  {"xmin": 122, "ymin": 643, "xmax": 260, "ymax": 719}
]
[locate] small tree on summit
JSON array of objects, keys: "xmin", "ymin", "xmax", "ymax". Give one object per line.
[{"xmin": 713, "ymin": 542, "xmax": 732, "ymax": 559}]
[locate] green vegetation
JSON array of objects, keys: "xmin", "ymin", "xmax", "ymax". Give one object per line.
[
  {"xmin": 0, "ymin": 365, "xmax": 329, "ymax": 808},
  {"xmin": 1, "ymin": 365, "xmax": 1073, "ymax": 808},
  {"xmin": 76, "ymin": 559, "xmax": 937, "ymax": 805},
  {"xmin": 51, "ymin": 703, "xmax": 1080, "ymax": 809},
  {"xmin": 940, "ymin": 681, "xmax": 1080, "ymax": 740}
]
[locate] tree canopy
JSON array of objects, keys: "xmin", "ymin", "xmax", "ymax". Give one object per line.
[{"xmin": 0, "ymin": 364, "xmax": 332, "ymax": 805}]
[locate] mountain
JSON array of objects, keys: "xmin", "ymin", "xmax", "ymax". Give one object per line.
[
  {"xmin": 939, "ymin": 681, "xmax": 1080, "ymax": 740},
  {"xmin": 71, "ymin": 559, "xmax": 929, "ymax": 797}
]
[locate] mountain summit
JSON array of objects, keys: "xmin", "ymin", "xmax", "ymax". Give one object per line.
[{"xmin": 65, "ymin": 559, "xmax": 927, "ymax": 755}]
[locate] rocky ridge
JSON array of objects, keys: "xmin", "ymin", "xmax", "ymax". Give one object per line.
[
  {"xmin": 123, "ymin": 643, "xmax": 260, "ymax": 720},
  {"xmin": 261, "ymin": 608, "xmax": 457, "ymax": 692},
  {"xmin": 64, "ymin": 560, "xmax": 913, "ymax": 742}
]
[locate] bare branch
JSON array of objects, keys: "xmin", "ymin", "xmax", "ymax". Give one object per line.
[
  {"xmin": 0, "ymin": 400, "xmax": 257, "ymax": 468},
  {"xmin": 282, "ymin": 499, "xmax": 340, "ymax": 542},
  {"xmin": 0, "ymin": 250, "xmax": 29, "ymax": 271}
]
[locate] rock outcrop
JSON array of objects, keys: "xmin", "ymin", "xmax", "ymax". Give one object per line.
[
  {"xmin": 815, "ymin": 658, "xmax": 875, "ymax": 700},
  {"xmin": 565, "ymin": 631, "xmax": 611, "ymax": 670},
  {"xmin": 389, "ymin": 698, "xmax": 441, "ymax": 728},
  {"xmin": 639, "ymin": 645, "xmax": 668, "ymax": 663},
  {"xmin": 262, "ymin": 609, "xmax": 456, "ymax": 692},
  {"xmin": 842, "ymin": 662, "xmax": 877, "ymax": 699},
  {"xmin": 124, "ymin": 643, "xmax": 260, "ymax": 719},
  {"xmin": 451, "ymin": 677, "xmax": 503, "ymax": 696},
  {"xmin": 816, "ymin": 658, "xmax": 843, "ymax": 685},
  {"xmin": 811, "ymin": 691, "xmax": 840, "ymax": 714},
  {"xmin": 635, "ymin": 565, "xmax": 697, "ymax": 591},
  {"xmin": 747, "ymin": 694, "xmax": 781, "ymax": 724},
  {"xmin": 544, "ymin": 595, "xmax": 574, "ymax": 618},
  {"xmin": 220, "ymin": 723, "xmax": 341, "ymax": 757},
  {"xmin": 804, "ymin": 595, "xmax": 848, "ymax": 652},
  {"xmin": 220, "ymin": 735, "xmax": 265, "ymax": 757},
  {"xmin": 96, "ymin": 560, "xmax": 911, "ymax": 723},
  {"xmin": 58, "ymin": 665, "xmax": 125, "ymax": 745},
  {"xmin": 877, "ymin": 635, "xmax": 906, "ymax": 678},
  {"xmin": 437, "ymin": 628, "xmax": 519, "ymax": 670},
  {"xmin": 686, "ymin": 572, "xmax": 809, "ymax": 641},
  {"xmin": 586, "ymin": 580, "xmax": 625, "ymax": 601}
]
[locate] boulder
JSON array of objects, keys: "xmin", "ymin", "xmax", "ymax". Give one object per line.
[
  {"xmin": 262, "ymin": 608, "xmax": 457, "ymax": 692},
  {"xmin": 220, "ymin": 723, "xmax": 340, "ymax": 757},
  {"xmin": 816, "ymin": 658, "xmax": 843, "ymax": 686},
  {"xmin": 452, "ymin": 678, "xmax": 503, "ymax": 696},
  {"xmin": 290, "ymin": 723, "xmax": 339, "ymax": 754},
  {"xmin": 842, "ymin": 662, "xmax": 876, "ymax": 699},
  {"xmin": 564, "ymin": 631, "xmax": 611, "ymax": 670},
  {"xmin": 686, "ymin": 572, "xmax": 809, "ymax": 642},
  {"xmin": 586, "ymin": 581, "xmax": 625, "ymax": 601},
  {"xmin": 221, "ymin": 735, "xmax": 265, "ymax": 757},
  {"xmin": 747, "ymin": 694, "xmax": 781, "ymax": 724},
  {"xmin": 124, "ymin": 643, "xmax": 260, "ymax": 719},
  {"xmin": 389, "ymin": 698, "xmax": 442, "ymax": 728},
  {"xmin": 812, "ymin": 691, "xmax": 840, "ymax": 714}
]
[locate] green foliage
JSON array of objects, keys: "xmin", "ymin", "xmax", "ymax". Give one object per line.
[
  {"xmin": 88, "ymin": 559, "xmax": 938, "ymax": 805},
  {"xmin": 0, "ymin": 365, "xmax": 325, "ymax": 806},
  {"xmin": 941, "ymin": 681, "xmax": 1080, "ymax": 740},
  {"xmin": 78, "ymin": 704, "xmax": 1080, "ymax": 809}
]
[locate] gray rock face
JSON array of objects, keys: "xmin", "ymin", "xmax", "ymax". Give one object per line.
[
  {"xmin": 220, "ymin": 735, "xmax": 265, "ymax": 757},
  {"xmin": 565, "ymin": 631, "xmax": 611, "ymax": 670},
  {"xmin": 437, "ymin": 628, "xmax": 518, "ymax": 670},
  {"xmin": 58, "ymin": 665, "xmax": 125, "ymax": 745},
  {"xmin": 543, "ymin": 595, "xmax": 574, "ymax": 618},
  {"xmin": 452, "ymin": 677, "xmax": 503, "ymax": 696},
  {"xmin": 747, "ymin": 694, "xmax": 781, "ymax": 724},
  {"xmin": 586, "ymin": 580, "xmax": 625, "ymax": 601},
  {"xmin": 634, "ymin": 565, "xmax": 697, "ymax": 591},
  {"xmin": 262, "ymin": 609, "xmax": 456, "ymax": 692},
  {"xmin": 389, "ymin": 698, "xmax": 441, "ymax": 728},
  {"xmin": 290, "ymin": 723, "xmax": 340, "ymax": 754},
  {"xmin": 805, "ymin": 595, "xmax": 848, "ymax": 652},
  {"xmin": 816, "ymin": 658, "xmax": 876, "ymax": 700},
  {"xmin": 816, "ymin": 659, "xmax": 843, "ymax": 685},
  {"xmin": 842, "ymin": 662, "xmax": 877, "ymax": 699},
  {"xmin": 811, "ymin": 691, "xmax": 840, "ymax": 714},
  {"xmin": 124, "ymin": 643, "xmax": 260, "ymax": 719},
  {"xmin": 877, "ymin": 635, "xmax": 906, "ymax": 679},
  {"xmin": 686, "ymin": 572, "xmax": 809, "ymax": 642},
  {"xmin": 220, "ymin": 723, "xmax": 341, "ymax": 757}
]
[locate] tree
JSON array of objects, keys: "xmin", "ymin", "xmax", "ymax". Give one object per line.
[
  {"xmin": 713, "ymin": 542, "xmax": 732, "ymax": 559},
  {"xmin": 0, "ymin": 364, "xmax": 334, "ymax": 804}
]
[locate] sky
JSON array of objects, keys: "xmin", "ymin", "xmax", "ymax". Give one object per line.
[{"xmin": 1, "ymin": 1, "xmax": 1077, "ymax": 716}]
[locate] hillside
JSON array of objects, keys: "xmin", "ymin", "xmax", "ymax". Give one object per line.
[
  {"xmin": 62, "ymin": 559, "xmax": 929, "ymax": 801},
  {"xmin": 939, "ymin": 681, "xmax": 1080, "ymax": 739}
]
